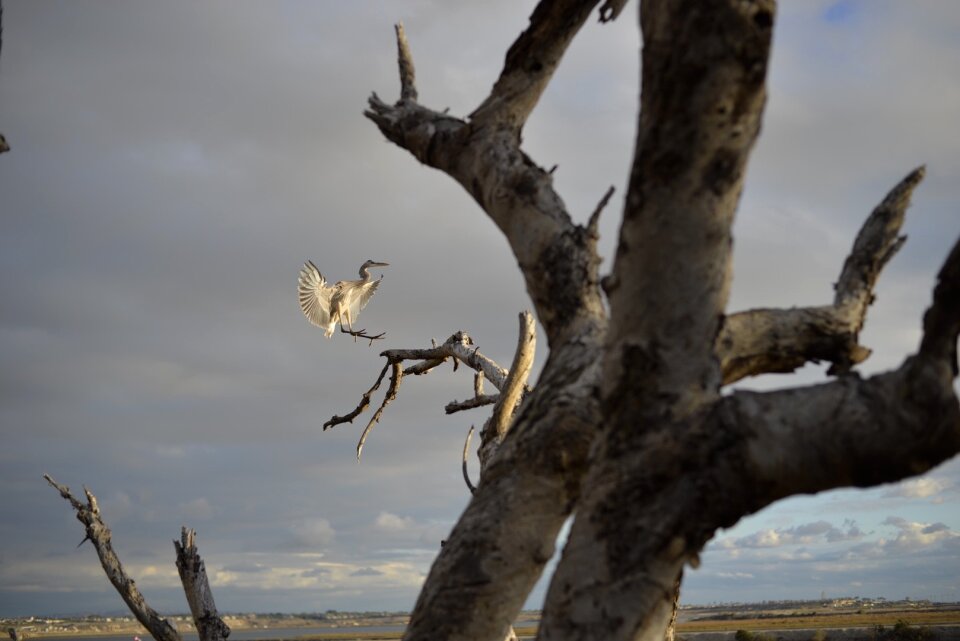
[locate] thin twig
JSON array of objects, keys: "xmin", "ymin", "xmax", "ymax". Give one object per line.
[
  {"xmin": 588, "ymin": 185, "xmax": 615, "ymax": 237},
  {"xmin": 323, "ymin": 362, "xmax": 391, "ymax": 430},
  {"xmin": 445, "ymin": 394, "xmax": 499, "ymax": 414},
  {"xmin": 405, "ymin": 357, "xmax": 447, "ymax": 376},
  {"xmin": 357, "ymin": 361, "xmax": 404, "ymax": 461},
  {"xmin": 462, "ymin": 426, "xmax": 477, "ymax": 495},
  {"xmin": 920, "ymin": 234, "xmax": 960, "ymax": 375}
]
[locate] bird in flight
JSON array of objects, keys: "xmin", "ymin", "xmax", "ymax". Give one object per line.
[{"xmin": 298, "ymin": 259, "xmax": 389, "ymax": 341}]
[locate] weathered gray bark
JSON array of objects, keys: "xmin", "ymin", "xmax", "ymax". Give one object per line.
[
  {"xmin": 44, "ymin": 475, "xmax": 183, "ymax": 641},
  {"xmin": 175, "ymin": 528, "xmax": 231, "ymax": 641},
  {"xmin": 360, "ymin": 1, "xmax": 960, "ymax": 641}
]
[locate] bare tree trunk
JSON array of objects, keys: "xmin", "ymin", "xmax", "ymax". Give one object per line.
[
  {"xmin": 360, "ymin": 2, "xmax": 960, "ymax": 641},
  {"xmin": 175, "ymin": 528, "xmax": 231, "ymax": 641}
]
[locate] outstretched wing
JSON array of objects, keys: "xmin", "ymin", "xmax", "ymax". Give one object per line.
[
  {"xmin": 357, "ymin": 277, "xmax": 381, "ymax": 311},
  {"xmin": 343, "ymin": 278, "xmax": 381, "ymax": 320},
  {"xmin": 298, "ymin": 261, "xmax": 336, "ymax": 334}
]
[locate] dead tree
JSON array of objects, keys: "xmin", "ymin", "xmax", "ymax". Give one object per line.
[
  {"xmin": 44, "ymin": 475, "xmax": 229, "ymax": 641},
  {"xmin": 340, "ymin": 2, "xmax": 960, "ymax": 641}
]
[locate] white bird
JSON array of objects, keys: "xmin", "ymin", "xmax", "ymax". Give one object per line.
[{"xmin": 298, "ymin": 259, "xmax": 389, "ymax": 338}]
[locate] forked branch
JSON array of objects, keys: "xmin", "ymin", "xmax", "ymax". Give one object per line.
[
  {"xmin": 326, "ymin": 323, "xmax": 534, "ymax": 461},
  {"xmin": 719, "ymin": 168, "xmax": 926, "ymax": 383},
  {"xmin": 356, "ymin": 361, "xmax": 403, "ymax": 461},
  {"xmin": 44, "ymin": 475, "xmax": 182, "ymax": 641}
]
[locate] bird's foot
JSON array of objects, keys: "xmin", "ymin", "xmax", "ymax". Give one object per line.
[{"xmin": 344, "ymin": 328, "xmax": 386, "ymax": 345}]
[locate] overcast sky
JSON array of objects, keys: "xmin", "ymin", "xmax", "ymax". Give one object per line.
[{"xmin": 1, "ymin": 0, "xmax": 959, "ymax": 618}]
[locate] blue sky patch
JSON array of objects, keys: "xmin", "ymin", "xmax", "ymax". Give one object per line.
[{"xmin": 822, "ymin": 0, "xmax": 860, "ymax": 25}]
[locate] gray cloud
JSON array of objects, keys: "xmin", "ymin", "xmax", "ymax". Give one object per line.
[{"xmin": 1, "ymin": 0, "xmax": 959, "ymax": 616}]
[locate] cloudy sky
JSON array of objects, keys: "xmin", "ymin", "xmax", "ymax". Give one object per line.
[{"xmin": 1, "ymin": 0, "xmax": 959, "ymax": 618}]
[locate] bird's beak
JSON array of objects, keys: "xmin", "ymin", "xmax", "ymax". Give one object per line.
[{"xmin": 372, "ymin": 262, "xmax": 390, "ymax": 267}]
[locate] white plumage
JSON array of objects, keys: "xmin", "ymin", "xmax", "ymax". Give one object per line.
[{"xmin": 298, "ymin": 259, "xmax": 388, "ymax": 337}]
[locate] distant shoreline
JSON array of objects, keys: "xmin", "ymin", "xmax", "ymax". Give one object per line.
[{"xmin": 8, "ymin": 604, "xmax": 960, "ymax": 640}]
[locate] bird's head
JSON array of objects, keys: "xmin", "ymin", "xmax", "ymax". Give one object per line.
[{"xmin": 359, "ymin": 259, "xmax": 389, "ymax": 279}]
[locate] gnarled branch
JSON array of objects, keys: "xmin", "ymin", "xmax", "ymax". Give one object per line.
[
  {"xmin": 327, "ymin": 327, "xmax": 530, "ymax": 460},
  {"xmin": 365, "ymin": 15, "xmax": 605, "ymax": 346},
  {"xmin": 719, "ymin": 167, "xmax": 926, "ymax": 383},
  {"xmin": 44, "ymin": 475, "xmax": 182, "ymax": 641}
]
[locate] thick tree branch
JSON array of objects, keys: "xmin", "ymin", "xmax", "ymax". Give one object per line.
[
  {"xmin": 920, "ymin": 235, "xmax": 960, "ymax": 374},
  {"xmin": 174, "ymin": 528, "xmax": 230, "ymax": 641},
  {"xmin": 718, "ymin": 167, "xmax": 925, "ymax": 383},
  {"xmin": 726, "ymin": 355, "xmax": 960, "ymax": 507},
  {"xmin": 723, "ymin": 244, "xmax": 960, "ymax": 506},
  {"xmin": 719, "ymin": 306, "xmax": 870, "ymax": 383},
  {"xmin": 44, "ymin": 475, "xmax": 182, "ymax": 641},
  {"xmin": 365, "ymin": 18, "xmax": 605, "ymax": 346},
  {"xmin": 469, "ymin": 0, "xmax": 601, "ymax": 129},
  {"xmin": 835, "ymin": 167, "xmax": 922, "ymax": 313}
]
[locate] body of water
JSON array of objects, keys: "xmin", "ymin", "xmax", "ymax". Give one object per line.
[{"xmin": 44, "ymin": 626, "xmax": 405, "ymax": 641}]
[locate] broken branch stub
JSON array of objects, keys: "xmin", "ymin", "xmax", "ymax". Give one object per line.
[
  {"xmin": 44, "ymin": 475, "xmax": 182, "ymax": 641},
  {"xmin": 175, "ymin": 528, "xmax": 230, "ymax": 641}
]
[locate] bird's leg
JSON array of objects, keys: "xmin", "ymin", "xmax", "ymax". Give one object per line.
[
  {"xmin": 335, "ymin": 303, "xmax": 385, "ymax": 344},
  {"xmin": 340, "ymin": 309, "xmax": 361, "ymax": 342},
  {"xmin": 339, "ymin": 320, "xmax": 386, "ymax": 344}
]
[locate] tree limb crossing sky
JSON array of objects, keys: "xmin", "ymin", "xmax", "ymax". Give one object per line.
[{"xmin": 0, "ymin": 0, "xmax": 958, "ymax": 616}]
